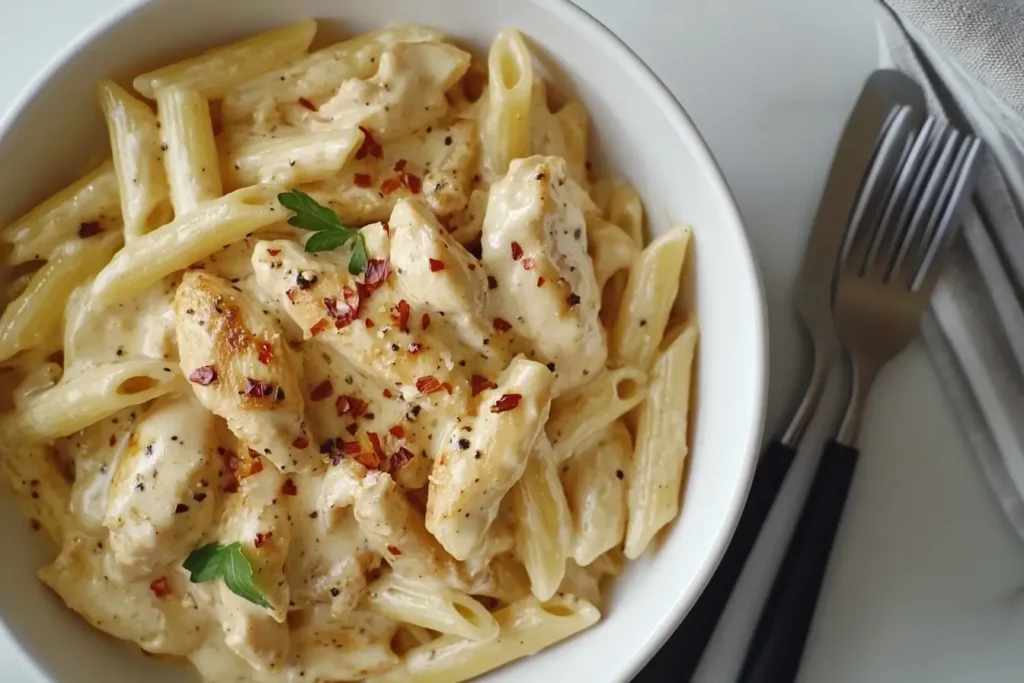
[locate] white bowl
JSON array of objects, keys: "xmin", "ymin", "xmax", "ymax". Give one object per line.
[{"xmin": 0, "ymin": 0, "xmax": 767, "ymax": 681}]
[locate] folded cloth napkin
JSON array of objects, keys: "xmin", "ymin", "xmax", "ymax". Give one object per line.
[{"xmin": 879, "ymin": 0, "xmax": 1024, "ymax": 539}]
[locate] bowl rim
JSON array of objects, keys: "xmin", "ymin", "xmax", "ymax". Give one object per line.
[{"xmin": 0, "ymin": 1, "xmax": 768, "ymax": 681}]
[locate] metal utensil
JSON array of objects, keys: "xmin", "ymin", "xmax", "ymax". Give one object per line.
[
  {"xmin": 737, "ymin": 117, "xmax": 984, "ymax": 683},
  {"xmin": 654, "ymin": 70, "xmax": 924, "ymax": 683}
]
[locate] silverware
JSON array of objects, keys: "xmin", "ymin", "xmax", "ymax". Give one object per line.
[
  {"xmin": 737, "ymin": 116, "xmax": 984, "ymax": 683},
  {"xmin": 656, "ymin": 70, "xmax": 925, "ymax": 683}
]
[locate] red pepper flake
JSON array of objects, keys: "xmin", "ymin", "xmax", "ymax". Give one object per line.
[
  {"xmin": 389, "ymin": 425, "xmax": 406, "ymax": 439},
  {"xmin": 298, "ymin": 97, "xmax": 317, "ymax": 111},
  {"xmin": 223, "ymin": 479, "xmax": 239, "ymax": 494},
  {"xmin": 416, "ymin": 375, "xmax": 443, "ymax": 394},
  {"xmin": 354, "ymin": 173, "xmax": 373, "ymax": 188},
  {"xmin": 367, "ymin": 431, "xmax": 387, "ymax": 461},
  {"xmin": 393, "ymin": 299, "xmax": 411, "ymax": 332},
  {"xmin": 493, "ymin": 318, "xmax": 512, "ymax": 332},
  {"xmin": 267, "ymin": 248, "xmax": 281, "ymax": 256},
  {"xmin": 149, "ymin": 577, "xmax": 171, "ymax": 598},
  {"xmin": 471, "ymin": 374, "xmax": 498, "ymax": 397},
  {"xmin": 281, "ymin": 478, "xmax": 298, "ymax": 496},
  {"xmin": 78, "ymin": 221, "xmax": 102, "ymax": 238},
  {"xmin": 108, "ymin": 434, "xmax": 116, "ymax": 447},
  {"xmin": 537, "ymin": 277, "xmax": 546, "ymax": 287},
  {"xmin": 325, "ymin": 287, "xmax": 361, "ymax": 329},
  {"xmin": 468, "ymin": 263, "xmax": 477, "ymax": 271},
  {"xmin": 292, "ymin": 436, "xmax": 309, "ymax": 449},
  {"xmin": 407, "ymin": 342, "xmax": 423, "ymax": 355},
  {"xmin": 428, "ymin": 258, "xmax": 446, "ymax": 272},
  {"xmin": 246, "ymin": 453, "xmax": 264, "ymax": 477},
  {"xmin": 381, "ymin": 220, "xmax": 391, "ymax": 236},
  {"xmin": 310, "ymin": 380, "xmax": 334, "ymax": 401},
  {"xmin": 254, "ymin": 532, "xmax": 272, "ymax": 548},
  {"xmin": 221, "ymin": 449, "xmax": 241, "ymax": 473},
  {"xmin": 336, "ymin": 394, "xmax": 367, "ymax": 418},
  {"xmin": 309, "ymin": 319, "xmax": 329, "ymax": 336},
  {"xmin": 29, "ymin": 518, "xmax": 41, "ymax": 532},
  {"xmin": 491, "ymin": 393, "xmax": 522, "ymax": 413},
  {"xmin": 363, "ymin": 258, "xmax": 390, "ymax": 293},
  {"xmin": 244, "ymin": 378, "xmax": 275, "ymax": 398},
  {"xmin": 567, "ymin": 293, "xmax": 581, "ymax": 307},
  {"xmin": 442, "ymin": 381, "xmax": 453, "ymax": 395},
  {"xmin": 286, "ymin": 288, "xmax": 299, "ymax": 303},
  {"xmin": 356, "ymin": 126, "xmax": 383, "ymax": 160},
  {"xmin": 189, "ymin": 365, "xmax": 218, "ymax": 386},
  {"xmin": 421, "ymin": 313, "xmax": 431, "ymax": 330},
  {"xmin": 386, "ymin": 545, "xmax": 403, "ymax": 556},
  {"xmin": 511, "ymin": 242, "xmax": 523, "ymax": 260},
  {"xmin": 522, "ymin": 258, "xmax": 536, "ymax": 271},
  {"xmin": 381, "ymin": 176, "xmax": 403, "ymax": 195},
  {"xmin": 405, "ymin": 173, "xmax": 422, "ymax": 194},
  {"xmin": 354, "ymin": 452, "xmax": 380, "ymax": 469},
  {"xmin": 383, "ymin": 388, "xmax": 393, "ymax": 399},
  {"xmin": 364, "ymin": 318, "xmax": 376, "ymax": 329},
  {"xmin": 345, "ymin": 423, "xmax": 359, "ymax": 436},
  {"xmin": 386, "ymin": 446, "xmax": 413, "ymax": 474},
  {"xmin": 258, "ymin": 341, "xmax": 274, "ymax": 365},
  {"xmin": 394, "ymin": 159, "xmax": 408, "ymax": 172},
  {"xmin": 342, "ymin": 441, "xmax": 364, "ymax": 456}
]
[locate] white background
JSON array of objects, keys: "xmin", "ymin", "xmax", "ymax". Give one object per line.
[{"xmin": 2, "ymin": 1, "xmax": 1024, "ymax": 681}]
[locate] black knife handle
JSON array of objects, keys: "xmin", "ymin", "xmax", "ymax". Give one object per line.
[
  {"xmin": 737, "ymin": 439, "xmax": 860, "ymax": 683},
  {"xmin": 642, "ymin": 438, "xmax": 796, "ymax": 681}
]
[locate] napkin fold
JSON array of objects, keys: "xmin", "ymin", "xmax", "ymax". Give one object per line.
[{"xmin": 879, "ymin": 0, "xmax": 1024, "ymax": 539}]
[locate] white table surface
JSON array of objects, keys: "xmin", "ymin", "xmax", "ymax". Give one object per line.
[{"xmin": 2, "ymin": 1, "xmax": 1024, "ymax": 682}]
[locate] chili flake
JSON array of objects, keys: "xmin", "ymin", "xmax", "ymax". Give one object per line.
[
  {"xmin": 389, "ymin": 425, "xmax": 406, "ymax": 439},
  {"xmin": 281, "ymin": 478, "xmax": 298, "ymax": 496},
  {"xmin": 407, "ymin": 342, "xmax": 423, "ymax": 354},
  {"xmin": 363, "ymin": 258, "xmax": 390, "ymax": 292},
  {"xmin": 491, "ymin": 393, "xmax": 522, "ymax": 413},
  {"xmin": 149, "ymin": 577, "xmax": 171, "ymax": 598},
  {"xmin": 470, "ymin": 374, "xmax": 498, "ymax": 397},
  {"xmin": 254, "ymin": 532, "xmax": 272, "ymax": 548},
  {"xmin": 354, "ymin": 173, "xmax": 373, "ymax": 188},
  {"xmin": 356, "ymin": 126, "xmax": 383, "ymax": 160},
  {"xmin": 78, "ymin": 221, "xmax": 102, "ymax": 238},
  {"xmin": 298, "ymin": 97, "xmax": 317, "ymax": 111},
  {"xmin": 258, "ymin": 342, "xmax": 274, "ymax": 365},
  {"xmin": 511, "ymin": 242, "xmax": 523, "ymax": 260},
  {"xmin": 493, "ymin": 318, "xmax": 512, "ymax": 332},
  {"xmin": 188, "ymin": 365, "xmax": 218, "ymax": 386},
  {"xmin": 309, "ymin": 319, "xmax": 329, "ymax": 336},
  {"xmin": 310, "ymin": 379, "xmax": 333, "ymax": 401},
  {"xmin": 428, "ymin": 258, "xmax": 446, "ymax": 272},
  {"xmin": 336, "ymin": 394, "xmax": 367, "ymax": 418},
  {"xmin": 393, "ymin": 299, "xmax": 411, "ymax": 332},
  {"xmin": 245, "ymin": 378, "xmax": 275, "ymax": 398},
  {"xmin": 416, "ymin": 375, "xmax": 443, "ymax": 394},
  {"xmin": 293, "ymin": 436, "xmax": 310, "ymax": 449}
]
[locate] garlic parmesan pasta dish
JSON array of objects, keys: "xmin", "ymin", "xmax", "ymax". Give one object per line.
[{"xmin": 0, "ymin": 20, "xmax": 698, "ymax": 683}]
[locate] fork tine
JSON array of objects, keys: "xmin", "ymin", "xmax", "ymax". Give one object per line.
[
  {"xmin": 887, "ymin": 120, "xmax": 947, "ymax": 278},
  {"xmin": 841, "ymin": 106, "xmax": 915, "ymax": 276},
  {"xmin": 911, "ymin": 135, "xmax": 984, "ymax": 292},
  {"xmin": 863, "ymin": 116, "xmax": 937, "ymax": 280}
]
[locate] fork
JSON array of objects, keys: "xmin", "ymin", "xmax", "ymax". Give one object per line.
[{"xmin": 737, "ymin": 117, "xmax": 984, "ymax": 683}]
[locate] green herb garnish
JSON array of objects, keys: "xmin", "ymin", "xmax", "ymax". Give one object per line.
[
  {"xmin": 183, "ymin": 542, "xmax": 271, "ymax": 608},
  {"xmin": 278, "ymin": 189, "xmax": 368, "ymax": 275}
]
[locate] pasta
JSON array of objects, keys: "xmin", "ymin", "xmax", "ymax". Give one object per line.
[{"xmin": 0, "ymin": 20, "xmax": 700, "ymax": 683}]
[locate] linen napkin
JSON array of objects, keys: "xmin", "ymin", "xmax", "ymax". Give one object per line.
[{"xmin": 878, "ymin": 0, "xmax": 1024, "ymax": 539}]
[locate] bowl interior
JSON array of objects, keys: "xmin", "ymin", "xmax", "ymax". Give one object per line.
[{"xmin": 0, "ymin": 0, "xmax": 766, "ymax": 681}]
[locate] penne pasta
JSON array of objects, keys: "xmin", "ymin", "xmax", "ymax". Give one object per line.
[
  {"xmin": 223, "ymin": 128, "xmax": 363, "ymax": 190},
  {"xmin": 133, "ymin": 21, "xmax": 318, "ymax": 99},
  {"xmin": 624, "ymin": 321, "xmax": 699, "ymax": 559},
  {"xmin": 484, "ymin": 29, "xmax": 533, "ymax": 176},
  {"xmin": 0, "ymin": 442, "xmax": 72, "ymax": 545},
  {"xmin": 588, "ymin": 214, "xmax": 639, "ymax": 291},
  {"xmin": 0, "ymin": 232, "xmax": 121, "ymax": 363},
  {"xmin": 609, "ymin": 225, "xmax": 692, "ymax": 370},
  {"xmin": 1, "ymin": 360, "xmax": 184, "ymax": 443},
  {"xmin": 606, "ymin": 182, "xmax": 646, "ymax": 247},
  {"xmin": 546, "ymin": 366, "xmax": 648, "ymax": 462},
  {"xmin": 0, "ymin": 160, "xmax": 121, "ymax": 265},
  {"xmin": 90, "ymin": 184, "xmax": 283, "ymax": 306},
  {"xmin": 98, "ymin": 80, "xmax": 173, "ymax": 240},
  {"xmin": 366, "ymin": 573, "xmax": 499, "ymax": 642},
  {"xmin": 156, "ymin": 86, "xmax": 223, "ymax": 214}
]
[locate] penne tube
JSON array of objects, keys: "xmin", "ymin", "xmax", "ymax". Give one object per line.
[
  {"xmin": 366, "ymin": 573, "xmax": 499, "ymax": 642},
  {"xmin": 2, "ymin": 360, "xmax": 184, "ymax": 443},
  {"xmin": 588, "ymin": 214, "xmax": 639, "ymax": 291},
  {"xmin": 484, "ymin": 29, "xmax": 533, "ymax": 175},
  {"xmin": 223, "ymin": 128, "xmax": 363, "ymax": 189},
  {"xmin": 370, "ymin": 594, "xmax": 600, "ymax": 683},
  {"xmin": 609, "ymin": 225, "xmax": 691, "ymax": 370},
  {"xmin": 98, "ymin": 80, "xmax": 173, "ymax": 240},
  {"xmin": 0, "ymin": 160, "xmax": 121, "ymax": 265},
  {"xmin": 156, "ymin": 86, "xmax": 223, "ymax": 214},
  {"xmin": 90, "ymin": 184, "xmax": 283, "ymax": 306},
  {"xmin": 133, "ymin": 21, "xmax": 318, "ymax": 99},
  {"xmin": 546, "ymin": 366, "xmax": 648, "ymax": 463},
  {"xmin": 0, "ymin": 233, "xmax": 121, "ymax": 363},
  {"xmin": 606, "ymin": 182, "xmax": 645, "ymax": 247},
  {"xmin": 624, "ymin": 321, "xmax": 699, "ymax": 559},
  {"xmin": 0, "ymin": 442, "xmax": 72, "ymax": 545}
]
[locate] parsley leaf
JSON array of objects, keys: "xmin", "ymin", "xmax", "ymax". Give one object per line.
[
  {"xmin": 278, "ymin": 189, "xmax": 367, "ymax": 274},
  {"xmin": 183, "ymin": 542, "xmax": 271, "ymax": 609}
]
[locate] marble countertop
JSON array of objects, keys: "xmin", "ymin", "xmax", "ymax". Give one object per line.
[{"xmin": 1, "ymin": 1, "xmax": 1023, "ymax": 681}]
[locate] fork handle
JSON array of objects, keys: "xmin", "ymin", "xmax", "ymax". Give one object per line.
[
  {"xmin": 645, "ymin": 439, "xmax": 796, "ymax": 681},
  {"xmin": 737, "ymin": 439, "xmax": 860, "ymax": 683}
]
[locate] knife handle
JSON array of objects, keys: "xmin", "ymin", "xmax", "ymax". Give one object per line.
[
  {"xmin": 641, "ymin": 438, "xmax": 796, "ymax": 681},
  {"xmin": 737, "ymin": 439, "xmax": 859, "ymax": 683}
]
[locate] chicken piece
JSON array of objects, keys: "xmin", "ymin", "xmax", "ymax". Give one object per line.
[
  {"xmin": 103, "ymin": 395, "xmax": 219, "ymax": 579},
  {"xmin": 174, "ymin": 271, "xmax": 317, "ymax": 471},
  {"xmin": 426, "ymin": 356, "xmax": 553, "ymax": 560},
  {"xmin": 214, "ymin": 464, "xmax": 291, "ymax": 671},
  {"xmin": 287, "ymin": 611, "xmax": 400, "ymax": 681},
  {"xmin": 251, "ymin": 236, "xmax": 471, "ymax": 406},
  {"xmin": 39, "ymin": 535, "xmax": 208, "ymax": 655},
  {"xmin": 316, "ymin": 42, "xmax": 471, "ymax": 141},
  {"xmin": 353, "ymin": 470, "xmax": 454, "ymax": 580},
  {"xmin": 305, "ymin": 118, "xmax": 479, "ymax": 226},
  {"xmin": 481, "ymin": 155, "xmax": 606, "ymax": 395}
]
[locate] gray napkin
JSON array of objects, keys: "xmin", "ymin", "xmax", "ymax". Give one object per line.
[{"xmin": 879, "ymin": 0, "xmax": 1024, "ymax": 539}]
